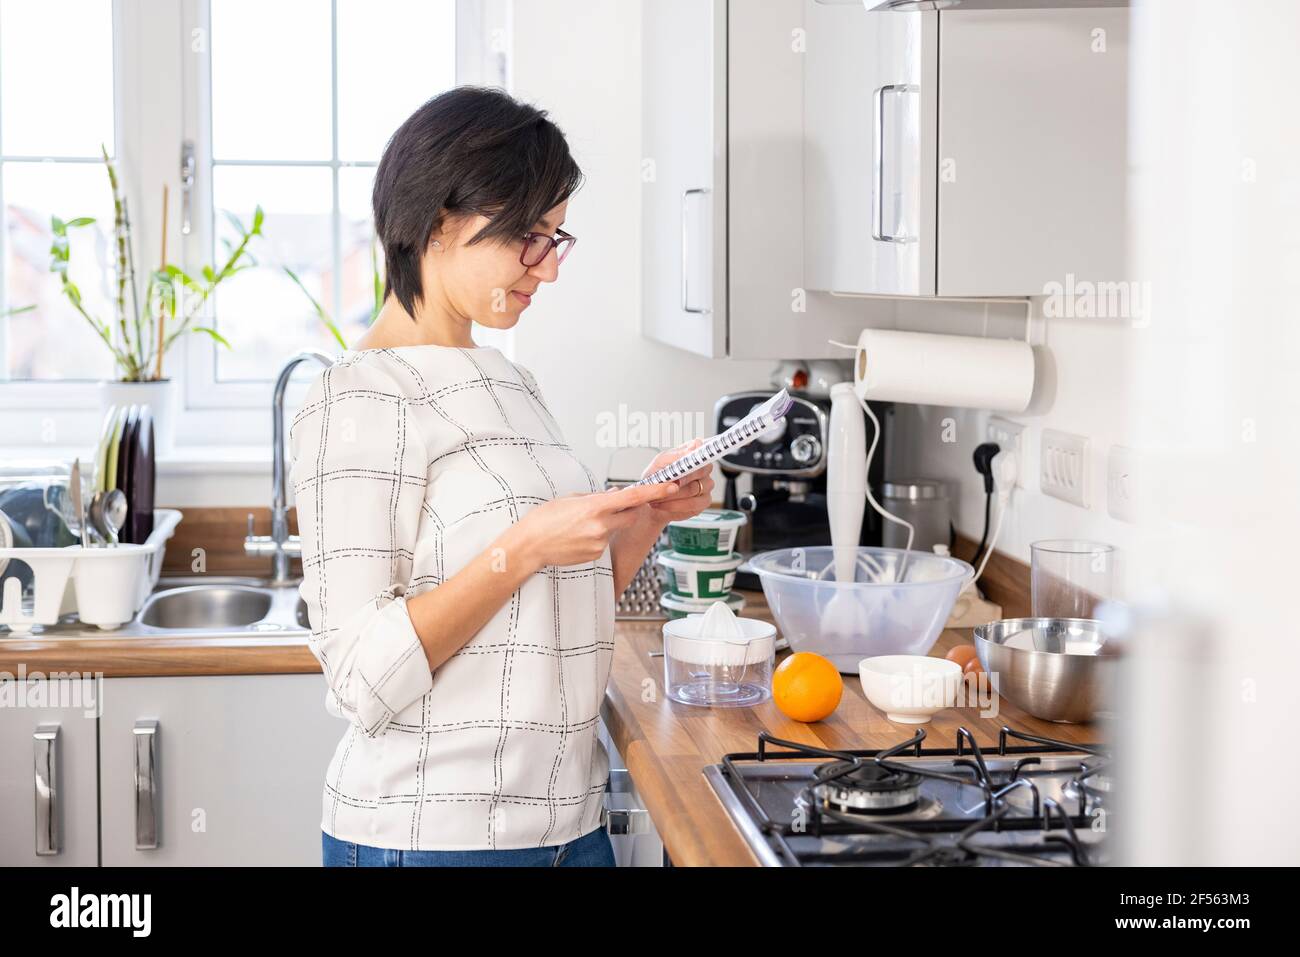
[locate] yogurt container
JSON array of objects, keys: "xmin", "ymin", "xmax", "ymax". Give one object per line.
[
  {"xmin": 666, "ymin": 509, "xmax": 747, "ymax": 560},
  {"xmin": 656, "ymin": 549, "xmax": 743, "ymax": 600},
  {"xmin": 660, "ymin": 591, "xmax": 745, "ymax": 620}
]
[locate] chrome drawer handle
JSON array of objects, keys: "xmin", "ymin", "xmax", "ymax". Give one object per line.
[
  {"xmin": 134, "ymin": 719, "xmax": 159, "ymax": 850},
  {"xmin": 604, "ymin": 806, "xmax": 652, "ymax": 837},
  {"xmin": 34, "ymin": 723, "xmax": 60, "ymax": 856},
  {"xmin": 606, "ymin": 768, "xmax": 633, "ymax": 794}
]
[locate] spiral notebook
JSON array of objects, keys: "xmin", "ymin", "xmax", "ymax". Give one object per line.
[{"xmin": 631, "ymin": 389, "xmax": 794, "ymax": 487}]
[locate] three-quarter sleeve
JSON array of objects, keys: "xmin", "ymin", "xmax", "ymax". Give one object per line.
[{"xmin": 290, "ymin": 357, "xmax": 433, "ymax": 738}]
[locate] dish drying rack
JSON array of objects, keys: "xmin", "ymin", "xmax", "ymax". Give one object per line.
[{"xmin": 0, "ymin": 508, "xmax": 182, "ymax": 633}]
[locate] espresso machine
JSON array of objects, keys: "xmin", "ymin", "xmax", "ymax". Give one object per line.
[{"xmin": 716, "ymin": 388, "xmax": 892, "ymax": 591}]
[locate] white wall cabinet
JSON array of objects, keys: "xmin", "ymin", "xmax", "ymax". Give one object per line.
[
  {"xmin": 98, "ymin": 674, "xmax": 341, "ymax": 866},
  {"xmin": 643, "ymin": 0, "xmax": 903, "ymax": 361},
  {"xmin": 0, "ymin": 680, "xmax": 100, "ymax": 866},
  {"xmin": 641, "ymin": 0, "xmax": 728, "ymax": 357},
  {"xmin": 804, "ymin": 3, "xmax": 1128, "ymax": 298}
]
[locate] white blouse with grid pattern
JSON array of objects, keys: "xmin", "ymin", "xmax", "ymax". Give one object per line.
[{"xmin": 290, "ymin": 345, "xmax": 614, "ymax": 851}]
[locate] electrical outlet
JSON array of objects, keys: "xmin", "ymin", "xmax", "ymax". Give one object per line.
[
  {"xmin": 1041, "ymin": 429, "xmax": 1090, "ymax": 507},
  {"xmin": 987, "ymin": 416, "xmax": 1026, "ymax": 489},
  {"xmin": 1107, "ymin": 445, "xmax": 1137, "ymax": 523}
]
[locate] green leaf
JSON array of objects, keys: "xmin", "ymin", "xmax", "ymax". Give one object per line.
[
  {"xmin": 163, "ymin": 263, "xmax": 201, "ymax": 289},
  {"xmin": 284, "ymin": 266, "xmax": 348, "ymax": 350},
  {"xmin": 221, "ymin": 209, "xmax": 248, "ymax": 238},
  {"xmin": 190, "ymin": 325, "xmax": 232, "ymax": 349},
  {"xmin": 251, "ymin": 205, "xmax": 264, "ymax": 234},
  {"xmin": 0, "ymin": 303, "xmax": 36, "ymax": 318},
  {"xmin": 65, "ymin": 216, "xmax": 96, "ymax": 228},
  {"xmin": 50, "ymin": 215, "xmax": 66, "ymax": 235},
  {"xmin": 202, "ymin": 264, "xmax": 216, "ymax": 283}
]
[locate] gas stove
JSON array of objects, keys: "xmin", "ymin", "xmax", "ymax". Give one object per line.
[{"xmin": 703, "ymin": 727, "xmax": 1110, "ymax": 866}]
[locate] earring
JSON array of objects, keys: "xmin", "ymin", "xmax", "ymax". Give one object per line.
[{"xmin": 431, "ymin": 240, "xmax": 441, "ymax": 248}]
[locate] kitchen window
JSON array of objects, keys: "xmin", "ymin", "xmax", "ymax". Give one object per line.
[
  {"xmin": 0, "ymin": 0, "xmax": 118, "ymax": 383},
  {"xmin": 0, "ymin": 0, "xmax": 511, "ymax": 453}
]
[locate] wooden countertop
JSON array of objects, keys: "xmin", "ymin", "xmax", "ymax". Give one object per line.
[
  {"xmin": 0, "ymin": 581, "xmax": 1092, "ymax": 868},
  {"xmin": 0, "ymin": 630, "xmax": 318, "ymax": 677},
  {"xmin": 600, "ymin": 588, "xmax": 1101, "ymax": 867}
]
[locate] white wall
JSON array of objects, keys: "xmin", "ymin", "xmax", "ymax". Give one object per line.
[
  {"xmin": 507, "ymin": 0, "xmax": 771, "ymax": 484},
  {"xmin": 1117, "ymin": 0, "xmax": 1300, "ymax": 867}
]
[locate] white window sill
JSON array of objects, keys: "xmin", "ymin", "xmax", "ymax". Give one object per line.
[{"xmin": 2, "ymin": 444, "xmax": 271, "ymax": 475}]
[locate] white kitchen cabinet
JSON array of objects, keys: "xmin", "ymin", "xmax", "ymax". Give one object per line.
[
  {"xmin": 0, "ymin": 680, "xmax": 100, "ymax": 866},
  {"xmin": 98, "ymin": 674, "xmax": 341, "ymax": 866},
  {"xmin": 641, "ymin": 0, "xmax": 728, "ymax": 357},
  {"xmin": 597, "ymin": 719, "xmax": 663, "ymax": 867},
  {"xmin": 804, "ymin": 3, "xmax": 1128, "ymax": 298},
  {"xmin": 643, "ymin": 0, "xmax": 898, "ymax": 360}
]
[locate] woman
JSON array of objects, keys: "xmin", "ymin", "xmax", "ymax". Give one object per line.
[{"xmin": 290, "ymin": 86, "xmax": 713, "ymax": 867}]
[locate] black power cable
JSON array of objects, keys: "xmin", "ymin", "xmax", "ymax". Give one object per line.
[{"xmin": 970, "ymin": 442, "xmax": 1000, "ymax": 569}]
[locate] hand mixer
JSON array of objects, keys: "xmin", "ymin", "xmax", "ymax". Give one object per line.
[{"xmin": 819, "ymin": 384, "xmax": 916, "ymax": 638}]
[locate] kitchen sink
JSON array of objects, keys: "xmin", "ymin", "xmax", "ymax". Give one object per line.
[
  {"xmin": 140, "ymin": 585, "xmax": 274, "ymax": 629},
  {"xmin": 11, "ymin": 577, "xmax": 311, "ymax": 640}
]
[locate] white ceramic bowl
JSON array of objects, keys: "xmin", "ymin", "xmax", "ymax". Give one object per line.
[{"xmin": 858, "ymin": 655, "xmax": 962, "ymax": 724}]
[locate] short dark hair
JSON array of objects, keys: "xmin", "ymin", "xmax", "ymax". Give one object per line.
[{"xmin": 371, "ymin": 86, "xmax": 584, "ymax": 317}]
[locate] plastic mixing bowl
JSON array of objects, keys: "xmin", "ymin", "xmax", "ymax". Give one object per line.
[{"xmin": 748, "ymin": 546, "xmax": 973, "ymax": 672}]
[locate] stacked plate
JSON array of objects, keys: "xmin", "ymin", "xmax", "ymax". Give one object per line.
[
  {"xmin": 657, "ymin": 508, "xmax": 748, "ymax": 619},
  {"xmin": 93, "ymin": 404, "xmax": 156, "ymax": 544}
]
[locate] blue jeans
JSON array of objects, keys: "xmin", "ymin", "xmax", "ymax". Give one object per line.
[{"xmin": 322, "ymin": 825, "xmax": 616, "ymax": 867}]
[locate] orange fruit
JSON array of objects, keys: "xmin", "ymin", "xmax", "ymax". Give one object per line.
[{"xmin": 772, "ymin": 652, "xmax": 843, "ymax": 722}]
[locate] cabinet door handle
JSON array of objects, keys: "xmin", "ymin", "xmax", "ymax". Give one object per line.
[
  {"xmin": 872, "ymin": 84, "xmax": 917, "ymax": 244},
  {"xmin": 680, "ymin": 187, "xmax": 712, "ymax": 314},
  {"xmin": 134, "ymin": 719, "xmax": 159, "ymax": 850},
  {"xmin": 33, "ymin": 723, "xmax": 60, "ymax": 856}
]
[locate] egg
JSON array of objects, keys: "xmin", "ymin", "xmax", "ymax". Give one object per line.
[{"xmin": 945, "ymin": 644, "xmax": 978, "ymax": 668}]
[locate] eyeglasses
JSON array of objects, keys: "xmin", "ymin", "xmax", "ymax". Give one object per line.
[{"xmin": 520, "ymin": 228, "xmax": 576, "ymax": 268}]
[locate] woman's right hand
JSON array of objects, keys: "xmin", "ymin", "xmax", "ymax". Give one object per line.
[{"xmin": 515, "ymin": 482, "xmax": 681, "ymax": 567}]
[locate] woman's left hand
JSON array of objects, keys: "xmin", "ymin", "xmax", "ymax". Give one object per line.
[
  {"xmin": 608, "ymin": 440, "xmax": 716, "ymax": 595},
  {"xmin": 637, "ymin": 439, "xmax": 715, "ymax": 524}
]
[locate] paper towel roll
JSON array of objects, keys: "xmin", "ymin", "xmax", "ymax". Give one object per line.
[{"xmin": 851, "ymin": 329, "xmax": 1034, "ymax": 412}]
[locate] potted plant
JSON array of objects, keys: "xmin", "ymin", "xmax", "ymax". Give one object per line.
[{"xmin": 52, "ymin": 146, "xmax": 263, "ymax": 453}]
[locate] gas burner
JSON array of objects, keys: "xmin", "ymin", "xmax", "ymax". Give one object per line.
[
  {"xmin": 707, "ymin": 726, "xmax": 1111, "ymax": 866},
  {"xmin": 1064, "ymin": 768, "xmax": 1112, "ymax": 806},
  {"xmin": 811, "ymin": 760, "xmax": 923, "ymax": 814}
]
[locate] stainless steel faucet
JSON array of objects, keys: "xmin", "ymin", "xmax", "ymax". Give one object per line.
[{"xmin": 245, "ymin": 350, "xmax": 335, "ymax": 584}]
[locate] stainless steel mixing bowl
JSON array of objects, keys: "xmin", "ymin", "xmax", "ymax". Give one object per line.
[{"xmin": 973, "ymin": 618, "xmax": 1116, "ymax": 724}]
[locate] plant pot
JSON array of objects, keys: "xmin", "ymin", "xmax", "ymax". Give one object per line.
[{"xmin": 99, "ymin": 378, "xmax": 175, "ymax": 457}]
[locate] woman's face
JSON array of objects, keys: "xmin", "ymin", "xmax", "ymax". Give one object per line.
[{"xmin": 422, "ymin": 200, "xmax": 569, "ymax": 332}]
